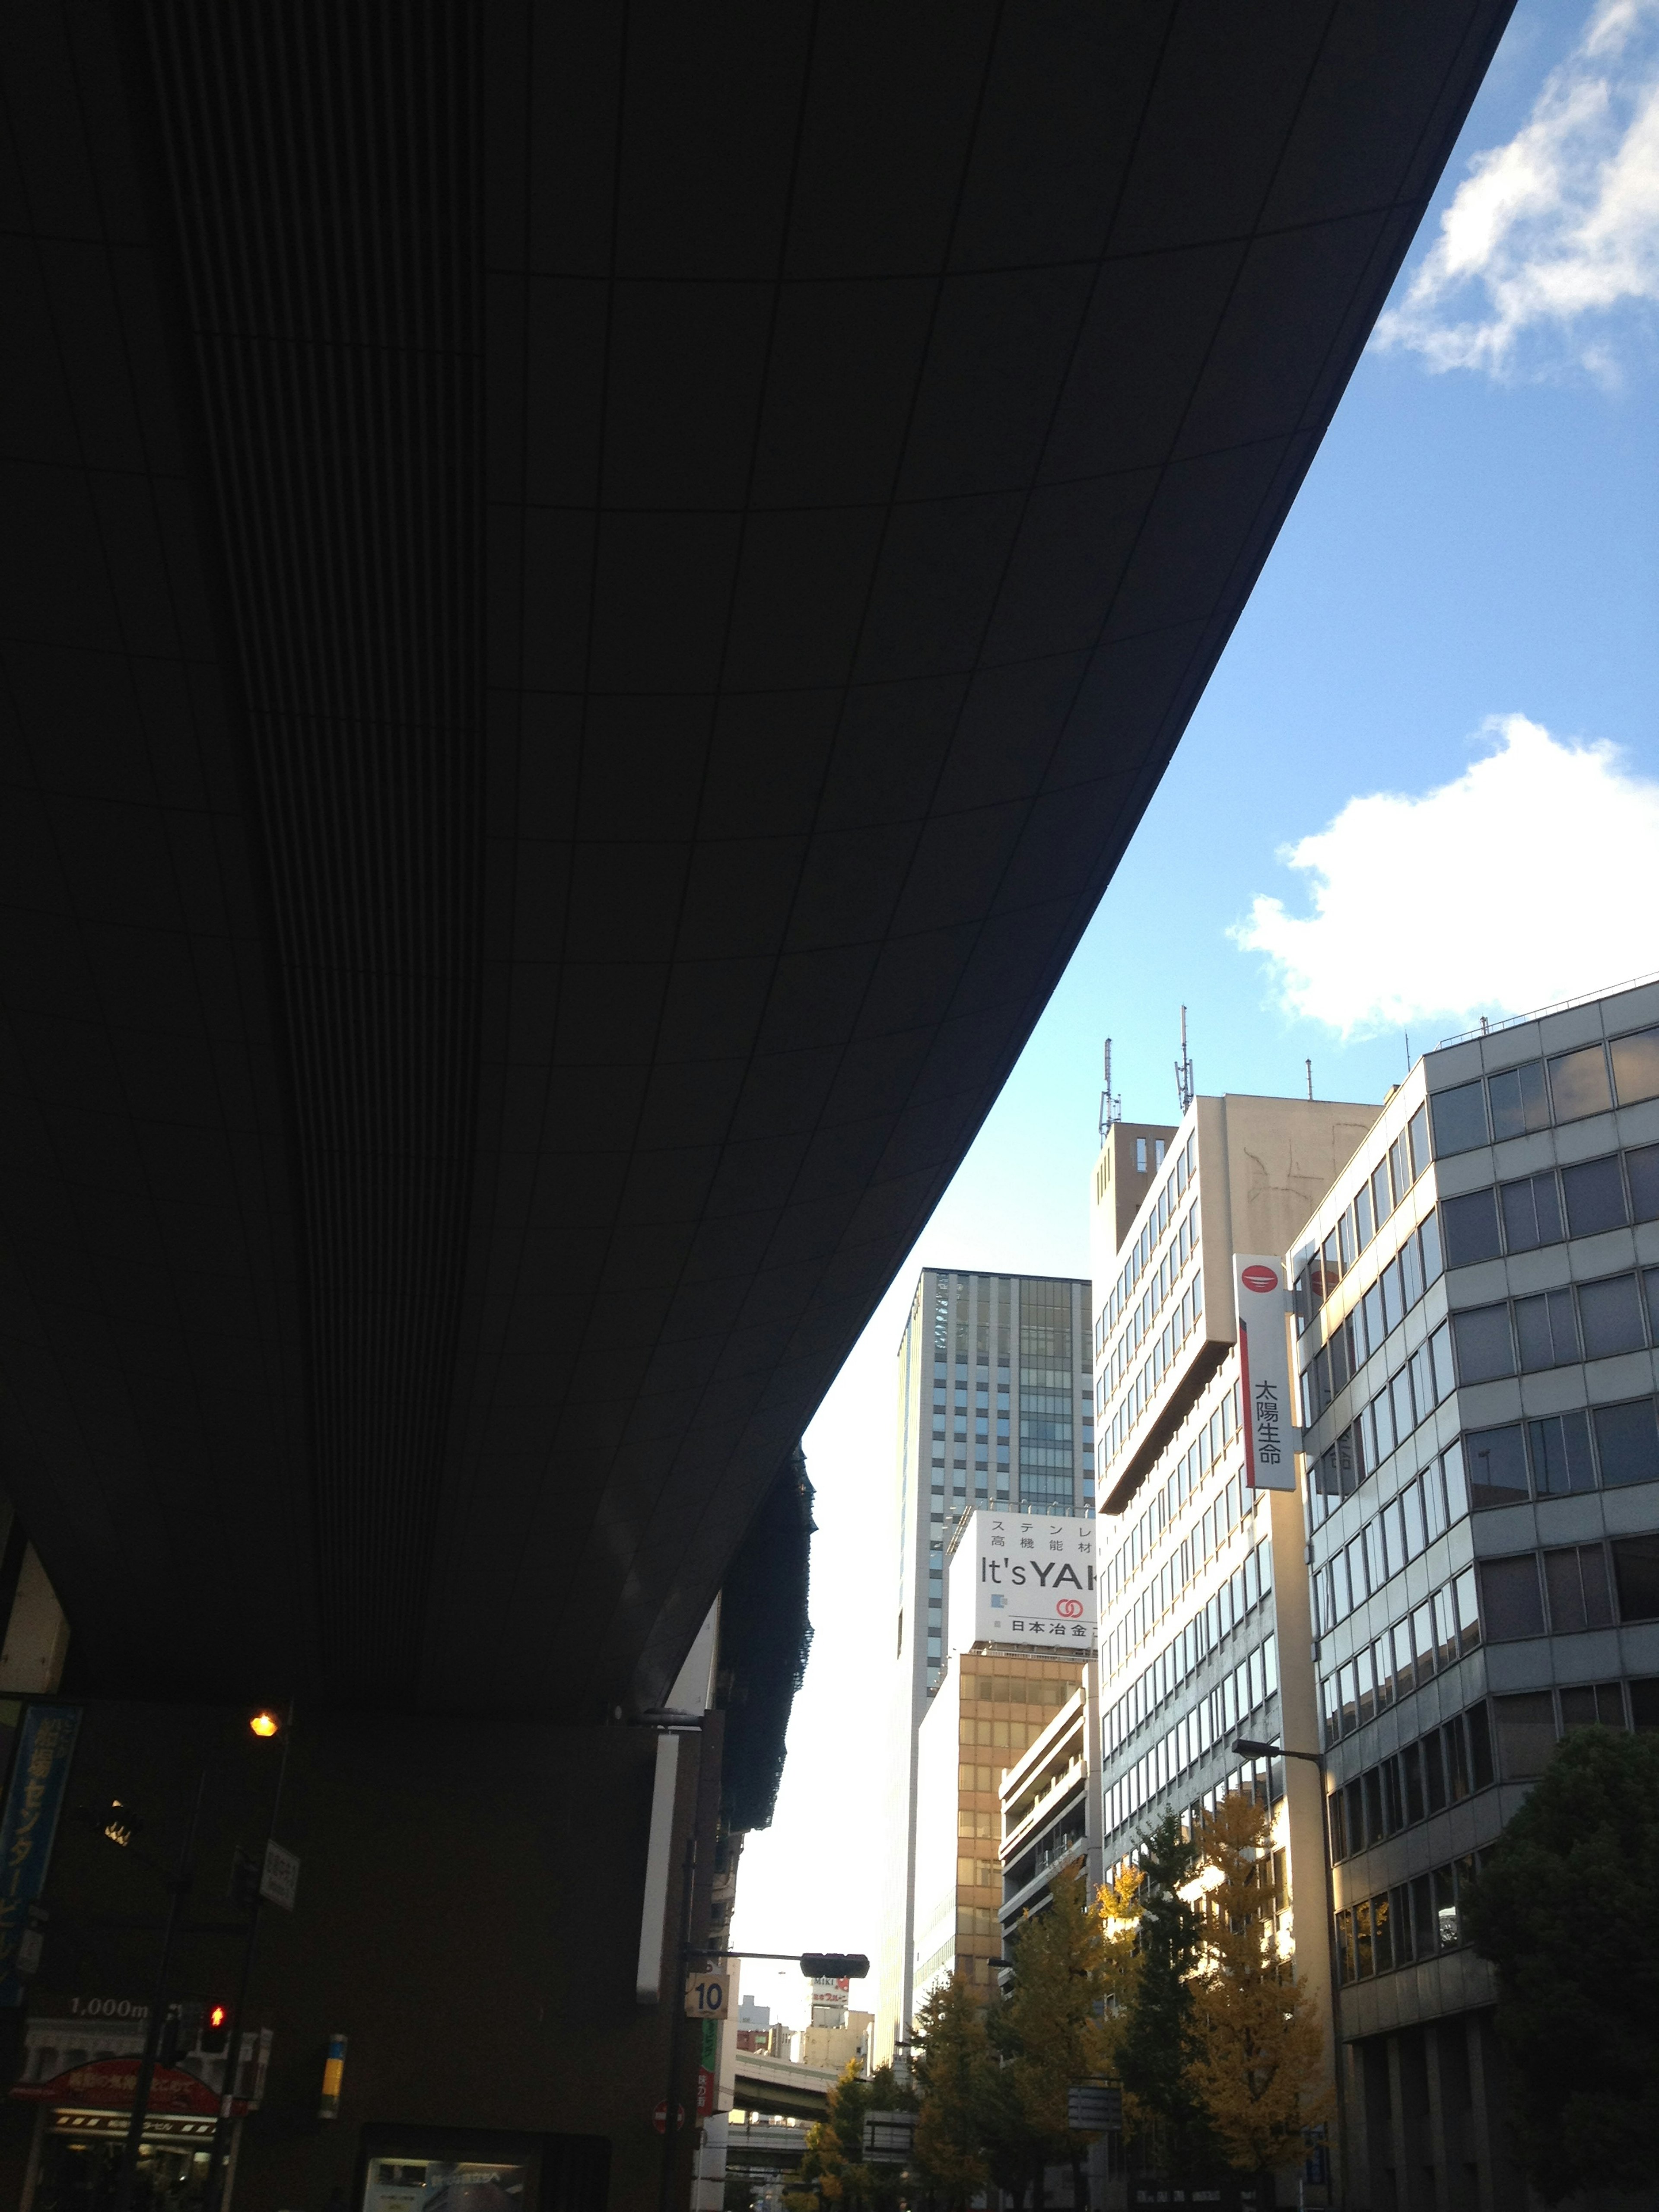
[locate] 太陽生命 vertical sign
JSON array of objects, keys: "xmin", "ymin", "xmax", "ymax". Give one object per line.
[
  {"xmin": 0, "ymin": 1703, "xmax": 81, "ymax": 2005},
  {"xmin": 1233, "ymin": 1256, "xmax": 1296, "ymax": 1492}
]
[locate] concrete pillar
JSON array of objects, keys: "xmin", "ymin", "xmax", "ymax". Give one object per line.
[{"xmin": 1422, "ymin": 2021, "xmax": 1452, "ymax": 2212}]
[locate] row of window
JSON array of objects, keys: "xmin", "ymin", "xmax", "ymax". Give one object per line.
[
  {"xmin": 1331, "ymin": 1679, "xmax": 1659, "ymax": 1986},
  {"xmin": 1335, "ymin": 1855, "xmax": 1481, "ymax": 1987},
  {"xmin": 1101, "ymin": 1444, "xmax": 1261, "ymax": 1683},
  {"xmin": 1097, "ymin": 1134, "xmax": 1199, "ymax": 1350},
  {"xmin": 1103, "ymin": 1634, "xmax": 1280, "ymax": 1840},
  {"xmin": 1300, "ymin": 1104, "xmax": 1433, "ymax": 1322},
  {"xmin": 1328, "ymin": 1700, "xmax": 1493, "ymax": 1860},
  {"xmin": 1451, "ymin": 1266, "xmax": 1659, "ymax": 1382},
  {"xmin": 1101, "ymin": 1384, "xmax": 1242, "ymax": 1611},
  {"xmin": 1302, "ymin": 1210, "xmax": 1445, "ymax": 1420},
  {"xmin": 1098, "ymin": 1271, "xmax": 1207, "ymax": 1469},
  {"xmin": 1457, "ymin": 1399, "xmax": 1659, "ymax": 1505},
  {"xmin": 1442, "ymin": 1142, "xmax": 1659, "ymax": 1268},
  {"xmin": 1102, "ymin": 1538, "xmax": 1274, "ymax": 1756},
  {"xmin": 1315, "ymin": 1450, "xmax": 1470, "ymax": 1637},
  {"xmin": 1306, "ymin": 1324, "xmax": 1456, "ymax": 1529},
  {"xmin": 1480, "ymin": 1535, "xmax": 1659, "ymax": 1640},
  {"xmin": 1319, "ymin": 1567, "xmax": 1480, "ymax": 1742},
  {"xmin": 1430, "ymin": 1023, "xmax": 1659, "ymax": 1158},
  {"xmin": 1100, "ymin": 1200, "xmax": 1202, "ymax": 1398}
]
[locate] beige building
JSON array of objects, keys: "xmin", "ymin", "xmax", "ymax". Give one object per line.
[
  {"xmin": 797, "ymin": 2012, "xmax": 873, "ymax": 2076},
  {"xmin": 1090, "ymin": 1093, "xmax": 1379, "ymax": 2161},
  {"xmin": 911, "ymin": 1645, "xmax": 1086, "ymax": 2012}
]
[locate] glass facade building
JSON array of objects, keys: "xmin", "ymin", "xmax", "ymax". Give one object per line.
[
  {"xmin": 877, "ymin": 1269, "xmax": 1091, "ymax": 2059},
  {"xmin": 1295, "ymin": 979, "xmax": 1659, "ymax": 2209}
]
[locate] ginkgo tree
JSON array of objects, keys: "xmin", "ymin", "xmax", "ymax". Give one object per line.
[{"xmin": 1189, "ymin": 1790, "xmax": 1330, "ymax": 2178}]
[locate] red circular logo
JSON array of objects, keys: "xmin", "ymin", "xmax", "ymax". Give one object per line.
[
  {"xmin": 1056, "ymin": 1598, "xmax": 1084, "ymax": 1618},
  {"xmin": 1241, "ymin": 1264, "xmax": 1279, "ymax": 1293}
]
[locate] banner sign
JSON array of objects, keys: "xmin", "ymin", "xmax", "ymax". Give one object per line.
[
  {"xmin": 0, "ymin": 1704, "xmax": 80, "ymax": 2006},
  {"xmin": 1233, "ymin": 1256, "xmax": 1296, "ymax": 1492},
  {"xmin": 949, "ymin": 1510, "xmax": 1096, "ymax": 1651}
]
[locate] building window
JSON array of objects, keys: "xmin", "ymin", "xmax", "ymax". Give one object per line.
[
  {"xmin": 1452, "ymin": 1303, "xmax": 1515, "ymax": 1382},
  {"xmin": 1443, "ymin": 1188, "xmax": 1501, "ymax": 1267},
  {"xmin": 1514, "ymin": 1287, "xmax": 1578, "ymax": 1370},
  {"xmin": 1542, "ymin": 1545, "xmax": 1615, "ymax": 1633},
  {"xmin": 1478, "ymin": 1554, "xmax": 1545, "ymax": 1640},
  {"xmin": 1563, "ymin": 1154, "xmax": 1628, "ymax": 1236},
  {"xmin": 1611, "ymin": 1535, "xmax": 1659, "ymax": 1621},
  {"xmin": 1579, "ymin": 1273, "xmax": 1646, "ymax": 1360},
  {"xmin": 1549, "ymin": 1042, "xmax": 1613, "ymax": 1122},
  {"xmin": 1430, "ymin": 1079, "xmax": 1487, "ymax": 1155}
]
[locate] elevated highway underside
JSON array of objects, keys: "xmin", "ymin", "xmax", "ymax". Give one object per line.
[{"xmin": 0, "ymin": 0, "xmax": 1512, "ymax": 1719}]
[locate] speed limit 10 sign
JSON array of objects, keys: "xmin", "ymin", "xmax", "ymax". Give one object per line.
[{"xmin": 685, "ymin": 1969, "xmax": 731, "ymax": 2020}]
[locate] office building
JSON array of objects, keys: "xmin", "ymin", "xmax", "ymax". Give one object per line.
[
  {"xmin": 998, "ymin": 1677, "xmax": 1096, "ymax": 1940},
  {"xmin": 1293, "ymin": 980, "xmax": 1659, "ymax": 2209},
  {"xmin": 1090, "ymin": 1097, "xmax": 1377, "ymax": 2129},
  {"xmin": 877, "ymin": 1271, "xmax": 1093, "ymax": 2056}
]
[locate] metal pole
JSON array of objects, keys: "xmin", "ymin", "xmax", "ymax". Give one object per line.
[
  {"xmin": 113, "ymin": 1769, "xmax": 208, "ymax": 2212},
  {"xmin": 656, "ymin": 1835, "xmax": 696, "ymax": 2212},
  {"xmin": 1313, "ymin": 1750, "xmax": 1349, "ymax": 2209},
  {"xmin": 206, "ymin": 1706, "xmax": 295, "ymax": 2212}
]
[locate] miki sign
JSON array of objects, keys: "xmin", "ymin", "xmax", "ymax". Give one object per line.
[{"xmin": 948, "ymin": 1509, "xmax": 1097, "ymax": 1653}]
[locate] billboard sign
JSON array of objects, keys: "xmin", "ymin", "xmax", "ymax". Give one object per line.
[
  {"xmin": 1233, "ymin": 1255, "xmax": 1296, "ymax": 1492},
  {"xmin": 948, "ymin": 1510, "xmax": 1096, "ymax": 1652}
]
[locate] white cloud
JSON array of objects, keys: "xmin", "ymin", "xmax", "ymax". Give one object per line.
[
  {"xmin": 1232, "ymin": 715, "xmax": 1659, "ymax": 1036},
  {"xmin": 1374, "ymin": 0, "xmax": 1659, "ymax": 378}
]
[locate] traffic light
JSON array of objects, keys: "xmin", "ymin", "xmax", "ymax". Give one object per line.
[
  {"xmin": 230, "ymin": 1845, "xmax": 261, "ymax": 1914},
  {"xmin": 200, "ymin": 2001, "xmax": 231, "ymax": 2055},
  {"xmin": 157, "ymin": 2005, "xmax": 183, "ymax": 2069},
  {"xmin": 799, "ymin": 1953, "xmax": 869, "ymax": 1980}
]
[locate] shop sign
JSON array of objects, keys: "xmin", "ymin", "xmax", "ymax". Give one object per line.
[
  {"xmin": 1233, "ymin": 1255, "xmax": 1296, "ymax": 1493},
  {"xmin": 13, "ymin": 2059, "xmax": 219, "ymax": 2117},
  {"xmin": 0, "ymin": 1706, "xmax": 80, "ymax": 2007}
]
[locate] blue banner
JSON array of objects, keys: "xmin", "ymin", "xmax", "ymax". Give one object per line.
[{"xmin": 0, "ymin": 1703, "xmax": 80, "ymax": 2005}]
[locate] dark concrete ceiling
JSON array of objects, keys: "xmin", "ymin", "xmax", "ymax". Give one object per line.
[{"xmin": 0, "ymin": 0, "xmax": 1511, "ymax": 1717}]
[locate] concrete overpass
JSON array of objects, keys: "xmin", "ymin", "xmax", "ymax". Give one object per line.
[
  {"xmin": 0, "ymin": 4, "xmax": 1513, "ymax": 2205},
  {"xmin": 1, "ymin": 0, "xmax": 1512, "ymax": 1725}
]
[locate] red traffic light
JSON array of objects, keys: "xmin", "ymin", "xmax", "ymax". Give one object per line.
[{"xmin": 200, "ymin": 2002, "xmax": 231, "ymax": 2054}]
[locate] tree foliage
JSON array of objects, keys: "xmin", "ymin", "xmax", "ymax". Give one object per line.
[
  {"xmin": 989, "ymin": 1862, "xmax": 1113, "ymax": 2202},
  {"xmin": 1115, "ymin": 1811, "xmax": 1207, "ymax": 2158},
  {"xmin": 911, "ymin": 1974, "xmax": 995, "ymax": 2208},
  {"xmin": 790, "ymin": 2059, "xmax": 911, "ymax": 2212},
  {"xmin": 1462, "ymin": 1725, "xmax": 1659, "ymax": 2203},
  {"xmin": 1189, "ymin": 1791, "xmax": 1329, "ymax": 2176}
]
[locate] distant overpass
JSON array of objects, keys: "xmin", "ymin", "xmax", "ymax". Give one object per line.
[{"xmin": 730, "ymin": 2051, "xmax": 840, "ymax": 2123}]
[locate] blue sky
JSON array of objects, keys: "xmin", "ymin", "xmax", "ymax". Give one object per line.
[{"xmin": 730, "ymin": 0, "xmax": 1659, "ymax": 2028}]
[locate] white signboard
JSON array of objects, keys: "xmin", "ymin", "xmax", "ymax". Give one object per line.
[
  {"xmin": 261, "ymin": 1838, "xmax": 300, "ymax": 1912},
  {"xmin": 1233, "ymin": 1254, "xmax": 1296, "ymax": 1492},
  {"xmin": 948, "ymin": 1510, "xmax": 1096, "ymax": 1653}
]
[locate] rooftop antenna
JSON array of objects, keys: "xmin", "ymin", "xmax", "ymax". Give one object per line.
[
  {"xmin": 1174, "ymin": 1006, "xmax": 1194, "ymax": 1116},
  {"xmin": 1306, "ymin": 1057, "xmax": 1313, "ymax": 1102},
  {"xmin": 1404, "ymin": 1028, "xmax": 1412, "ymax": 1071},
  {"xmin": 1099, "ymin": 1038, "xmax": 1121, "ymax": 1139}
]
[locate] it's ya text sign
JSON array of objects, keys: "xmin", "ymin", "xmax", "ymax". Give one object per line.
[
  {"xmin": 949, "ymin": 1510, "xmax": 1096, "ymax": 1651},
  {"xmin": 1234, "ymin": 1254, "xmax": 1297, "ymax": 1491}
]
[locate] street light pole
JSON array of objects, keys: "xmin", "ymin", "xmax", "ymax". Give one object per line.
[
  {"xmin": 113, "ymin": 1769, "xmax": 208, "ymax": 2212},
  {"xmin": 205, "ymin": 1704, "xmax": 295, "ymax": 2212},
  {"xmin": 657, "ymin": 1834, "xmax": 698, "ymax": 2212},
  {"xmin": 1232, "ymin": 1735, "xmax": 1346, "ymax": 2209}
]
